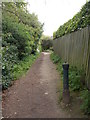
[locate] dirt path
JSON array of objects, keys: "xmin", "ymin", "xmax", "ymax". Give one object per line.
[{"xmin": 2, "ymin": 52, "xmax": 70, "ymax": 118}]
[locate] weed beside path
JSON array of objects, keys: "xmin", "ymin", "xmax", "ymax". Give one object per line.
[{"xmin": 50, "ymin": 52, "xmax": 89, "ymax": 117}]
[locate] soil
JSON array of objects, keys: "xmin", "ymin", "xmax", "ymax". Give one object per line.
[{"xmin": 2, "ymin": 52, "xmax": 87, "ymax": 118}]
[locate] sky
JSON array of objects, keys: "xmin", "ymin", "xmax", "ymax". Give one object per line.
[{"xmin": 25, "ymin": 0, "xmax": 86, "ymax": 36}]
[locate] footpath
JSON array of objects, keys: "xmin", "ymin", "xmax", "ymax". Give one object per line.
[{"xmin": 2, "ymin": 52, "xmax": 83, "ymax": 118}]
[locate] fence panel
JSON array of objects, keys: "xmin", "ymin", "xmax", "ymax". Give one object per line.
[{"xmin": 53, "ymin": 26, "xmax": 90, "ymax": 89}]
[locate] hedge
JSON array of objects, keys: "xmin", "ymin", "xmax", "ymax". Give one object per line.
[{"xmin": 53, "ymin": 1, "xmax": 90, "ymax": 39}]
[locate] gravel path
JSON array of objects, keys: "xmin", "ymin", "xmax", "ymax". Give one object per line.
[{"xmin": 2, "ymin": 52, "xmax": 70, "ymax": 118}]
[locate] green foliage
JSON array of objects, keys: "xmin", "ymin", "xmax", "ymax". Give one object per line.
[
  {"xmin": 50, "ymin": 52, "xmax": 63, "ymax": 78},
  {"xmin": 50, "ymin": 52, "xmax": 90, "ymax": 114},
  {"xmin": 2, "ymin": 45, "xmax": 18, "ymax": 89},
  {"xmin": 51, "ymin": 52, "xmax": 84, "ymax": 91},
  {"xmin": 41, "ymin": 40, "xmax": 53, "ymax": 51},
  {"xmin": 2, "ymin": 2, "xmax": 43, "ymax": 89},
  {"xmin": 50, "ymin": 52, "xmax": 63, "ymax": 103},
  {"xmin": 41, "ymin": 35, "xmax": 53, "ymax": 51},
  {"xmin": 2, "ymin": 53, "xmax": 39, "ymax": 90},
  {"xmin": 53, "ymin": 1, "xmax": 90, "ymax": 39},
  {"xmin": 41, "ymin": 35, "xmax": 52, "ymax": 41},
  {"xmin": 50, "ymin": 52, "xmax": 61, "ymax": 64},
  {"xmin": 80, "ymin": 89, "xmax": 90, "ymax": 114},
  {"xmin": 2, "ymin": 2, "xmax": 43, "ymax": 58},
  {"xmin": 12, "ymin": 53, "xmax": 39, "ymax": 80},
  {"xmin": 69, "ymin": 67, "xmax": 84, "ymax": 91}
]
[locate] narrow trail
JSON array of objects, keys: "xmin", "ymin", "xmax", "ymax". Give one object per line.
[{"xmin": 2, "ymin": 52, "xmax": 70, "ymax": 118}]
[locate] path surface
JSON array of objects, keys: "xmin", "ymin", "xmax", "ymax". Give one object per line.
[{"xmin": 2, "ymin": 52, "xmax": 70, "ymax": 118}]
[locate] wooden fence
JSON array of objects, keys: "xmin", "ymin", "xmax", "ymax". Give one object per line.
[{"xmin": 53, "ymin": 26, "xmax": 90, "ymax": 89}]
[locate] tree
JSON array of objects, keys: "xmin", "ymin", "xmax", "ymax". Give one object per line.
[{"xmin": 2, "ymin": 2, "xmax": 43, "ymax": 89}]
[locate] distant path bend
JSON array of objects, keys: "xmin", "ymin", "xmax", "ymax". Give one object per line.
[{"xmin": 2, "ymin": 52, "xmax": 69, "ymax": 118}]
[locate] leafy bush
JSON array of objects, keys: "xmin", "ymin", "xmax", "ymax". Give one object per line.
[
  {"xmin": 53, "ymin": 1, "xmax": 90, "ymax": 39},
  {"xmin": 2, "ymin": 2, "xmax": 43, "ymax": 58},
  {"xmin": 41, "ymin": 35, "xmax": 53, "ymax": 51},
  {"xmin": 2, "ymin": 2, "xmax": 43, "ymax": 89},
  {"xmin": 2, "ymin": 52, "xmax": 39, "ymax": 90},
  {"xmin": 2, "ymin": 45, "xmax": 18, "ymax": 89}
]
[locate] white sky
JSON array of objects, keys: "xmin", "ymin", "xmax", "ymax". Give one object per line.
[{"xmin": 25, "ymin": 0, "xmax": 86, "ymax": 36}]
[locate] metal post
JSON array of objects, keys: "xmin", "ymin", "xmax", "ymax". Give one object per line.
[{"xmin": 62, "ymin": 63, "xmax": 70, "ymax": 104}]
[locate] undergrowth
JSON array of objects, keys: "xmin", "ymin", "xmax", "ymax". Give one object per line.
[
  {"xmin": 80, "ymin": 89, "xmax": 90, "ymax": 114},
  {"xmin": 13, "ymin": 53, "xmax": 39, "ymax": 79},
  {"xmin": 2, "ymin": 53, "xmax": 40, "ymax": 90},
  {"xmin": 50, "ymin": 52, "xmax": 90, "ymax": 115}
]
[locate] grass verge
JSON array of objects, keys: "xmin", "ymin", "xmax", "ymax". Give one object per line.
[
  {"xmin": 13, "ymin": 53, "xmax": 40, "ymax": 80},
  {"xmin": 50, "ymin": 52, "xmax": 90, "ymax": 115}
]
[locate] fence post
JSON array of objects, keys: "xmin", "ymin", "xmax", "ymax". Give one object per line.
[{"xmin": 62, "ymin": 63, "xmax": 70, "ymax": 104}]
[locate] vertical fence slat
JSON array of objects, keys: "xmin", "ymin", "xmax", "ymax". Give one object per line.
[{"xmin": 53, "ymin": 26, "xmax": 90, "ymax": 89}]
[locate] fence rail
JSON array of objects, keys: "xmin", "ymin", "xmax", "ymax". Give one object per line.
[{"xmin": 53, "ymin": 26, "xmax": 90, "ymax": 89}]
